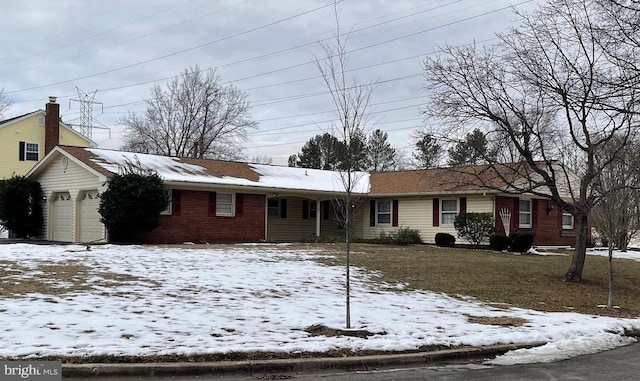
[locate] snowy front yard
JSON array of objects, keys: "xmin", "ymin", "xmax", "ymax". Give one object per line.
[{"xmin": 0, "ymin": 243, "xmax": 639, "ymax": 365}]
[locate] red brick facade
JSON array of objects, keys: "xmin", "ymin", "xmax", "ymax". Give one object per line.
[
  {"xmin": 494, "ymin": 195, "xmax": 586, "ymax": 247},
  {"xmin": 138, "ymin": 190, "xmax": 266, "ymax": 244}
]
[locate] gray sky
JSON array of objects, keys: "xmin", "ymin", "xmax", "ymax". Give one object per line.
[{"xmin": 0, "ymin": 0, "xmax": 540, "ymax": 165}]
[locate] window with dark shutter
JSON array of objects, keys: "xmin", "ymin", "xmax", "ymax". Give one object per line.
[{"xmin": 433, "ymin": 198, "xmax": 440, "ymax": 227}]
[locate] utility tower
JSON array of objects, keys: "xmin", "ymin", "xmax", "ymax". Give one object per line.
[{"xmin": 70, "ymin": 88, "xmax": 103, "ymax": 140}]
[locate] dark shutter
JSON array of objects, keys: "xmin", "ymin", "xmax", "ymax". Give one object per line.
[
  {"xmin": 460, "ymin": 197, "xmax": 467, "ymax": 214},
  {"xmin": 208, "ymin": 192, "xmax": 216, "ymax": 217},
  {"xmin": 280, "ymin": 199, "xmax": 287, "ymax": 218},
  {"xmin": 433, "ymin": 198, "xmax": 440, "ymax": 227},
  {"xmin": 172, "ymin": 190, "xmax": 181, "ymax": 216},
  {"xmin": 558, "ymin": 206, "xmax": 564, "ymax": 229},
  {"xmin": 392, "ymin": 199, "xmax": 399, "ymax": 227},
  {"xmin": 302, "ymin": 200, "xmax": 309, "ymax": 219},
  {"xmin": 235, "ymin": 193, "xmax": 244, "ymax": 217},
  {"xmin": 19, "ymin": 141, "xmax": 25, "ymax": 161},
  {"xmin": 512, "ymin": 197, "xmax": 519, "ymax": 231},
  {"xmin": 369, "ymin": 200, "xmax": 376, "ymax": 226},
  {"xmin": 532, "ymin": 199, "xmax": 538, "ymax": 228},
  {"xmin": 323, "ymin": 200, "xmax": 330, "ymax": 220}
]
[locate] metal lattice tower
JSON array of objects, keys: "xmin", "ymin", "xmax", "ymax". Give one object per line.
[{"xmin": 70, "ymin": 88, "xmax": 103, "ymax": 140}]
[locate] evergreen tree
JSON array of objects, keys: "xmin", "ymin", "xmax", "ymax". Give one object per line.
[
  {"xmin": 293, "ymin": 132, "xmax": 368, "ymax": 171},
  {"xmin": 99, "ymin": 164, "xmax": 168, "ymax": 243},
  {"xmin": 447, "ymin": 128, "xmax": 494, "ymax": 166},
  {"xmin": 412, "ymin": 133, "xmax": 442, "ymax": 169},
  {"xmin": 0, "ymin": 176, "xmax": 42, "ymax": 238},
  {"xmin": 366, "ymin": 129, "xmax": 397, "ymax": 172}
]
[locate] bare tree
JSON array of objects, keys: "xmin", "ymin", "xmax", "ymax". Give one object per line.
[
  {"xmin": 591, "ymin": 136, "xmax": 640, "ymax": 307},
  {"xmin": 316, "ymin": 6, "xmax": 374, "ymax": 329},
  {"xmin": 423, "ymin": 0, "xmax": 640, "ymax": 282},
  {"xmin": 0, "ymin": 88, "xmax": 11, "ymax": 117},
  {"xmin": 122, "ymin": 66, "xmax": 257, "ymax": 160}
]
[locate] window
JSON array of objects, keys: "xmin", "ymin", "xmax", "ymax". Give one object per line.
[
  {"xmin": 216, "ymin": 193, "xmax": 235, "ymax": 216},
  {"xmin": 441, "ymin": 199, "xmax": 458, "ymax": 225},
  {"xmin": 19, "ymin": 142, "xmax": 39, "ymax": 162},
  {"xmin": 562, "ymin": 212, "xmax": 574, "ymax": 229},
  {"xmin": 376, "ymin": 200, "xmax": 392, "ymax": 225},
  {"xmin": 160, "ymin": 189, "xmax": 172, "ymax": 215},
  {"xmin": 308, "ymin": 201, "xmax": 317, "ymax": 219},
  {"xmin": 519, "ymin": 199, "xmax": 532, "ymax": 228},
  {"xmin": 268, "ymin": 199, "xmax": 280, "ymax": 217}
]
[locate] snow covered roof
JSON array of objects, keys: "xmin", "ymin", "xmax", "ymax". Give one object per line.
[{"xmin": 58, "ymin": 146, "xmax": 371, "ymax": 194}]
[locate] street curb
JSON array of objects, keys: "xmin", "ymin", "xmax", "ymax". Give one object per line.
[{"xmin": 62, "ymin": 342, "xmax": 546, "ymax": 378}]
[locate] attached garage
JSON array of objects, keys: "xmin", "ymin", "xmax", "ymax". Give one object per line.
[
  {"xmin": 78, "ymin": 190, "xmax": 103, "ymax": 243},
  {"xmin": 51, "ymin": 192, "xmax": 73, "ymax": 242}
]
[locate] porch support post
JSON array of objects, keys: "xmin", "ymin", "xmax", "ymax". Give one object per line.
[{"xmin": 315, "ymin": 199, "xmax": 321, "ymax": 238}]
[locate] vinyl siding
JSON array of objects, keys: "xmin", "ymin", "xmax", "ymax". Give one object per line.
[
  {"xmin": 267, "ymin": 197, "xmax": 341, "ymax": 241},
  {"xmin": 35, "ymin": 154, "xmax": 106, "ymax": 241},
  {"xmin": 358, "ymin": 195, "xmax": 495, "ymax": 244},
  {"xmin": 0, "ymin": 113, "xmax": 90, "ymax": 178}
]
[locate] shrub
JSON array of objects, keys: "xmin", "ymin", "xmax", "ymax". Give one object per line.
[
  {"xmin": 490, "ymin": 234, "xmax": 511, "ymax": 251},
  {"xmin": 0, "ymin": 176, "xmax": 43, "ymax": 238},
  {"xmin": 453, "ymin": 212, "xmax": 495, "ymax": 247},
  {"xmin": 99, "ymin": 165, "xmax": 168, "ymax": 243},
  {"xmin": 392, "ymin": 228, "xmax": 423, "ymax": 245},
  {"xmin": 509, "ymin": 232, "xmax": 535, "ymax": 253},
  {"xmin": 373, "ymin": 228, "xmax": 423, "ymax": 245},
  {"xmin": 435, "ymin": 232, "xmax": 456, "ymax": 247}
]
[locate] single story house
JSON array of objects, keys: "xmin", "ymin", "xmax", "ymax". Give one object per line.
[{"xmin": 26, "ymin": 146, "xmax": 584, "ymax": 246}]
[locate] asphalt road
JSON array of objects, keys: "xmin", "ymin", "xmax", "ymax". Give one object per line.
[{"xmin": 64, "ymin": 342, "xmax": 640, "ymax": 381}]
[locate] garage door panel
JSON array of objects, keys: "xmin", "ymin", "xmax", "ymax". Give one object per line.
[
  {"xmin": 79, "ymin": 190, "xmax": 103, "ymax": 243},
  {"xmin": 51, "ymin": 192, "xmax": 72, "ymax": 242}
]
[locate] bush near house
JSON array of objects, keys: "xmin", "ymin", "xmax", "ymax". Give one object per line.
[
  {"xmin": 0, "ymin": 176, "xmax": 43, "ymax": 238},
  {"xmin": 435, "ymin": 232, "xmax": 456, "ymax": 247},
  {"xmin": 509, "ymin": 232, "xmax": 535, "ymax": 253},
  {"xmin": 99, "ymin": 169, "xmax": 168, "ymax": 243},
  {"xmin": 377, "ymin": 228, "xmax": 423, "ymax": 245},
  {"xmin": 490, "ymin": 234, "xmax": 511, "ymax": 251},
  {"xmin": 454, "ymin": 212, "xmax": 495, "ymax": 247}
]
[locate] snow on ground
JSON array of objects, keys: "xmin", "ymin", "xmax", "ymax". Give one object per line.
[{"xmin": 0, "ymin": 244, "xmax": 639, "ymax": 365}]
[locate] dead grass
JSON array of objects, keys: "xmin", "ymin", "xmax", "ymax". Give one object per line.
[
  {"xmin": 0, "ymin": 260, "xmax": 158, "ymax": 297},
  {"xmin": 314, "ymin": 243, "xmax": 640, "ymax": 318}
]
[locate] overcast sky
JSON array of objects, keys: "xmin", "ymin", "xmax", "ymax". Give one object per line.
[{"xmin": 0, "ymin": 0, "xmax": 541, "ymax": 165}]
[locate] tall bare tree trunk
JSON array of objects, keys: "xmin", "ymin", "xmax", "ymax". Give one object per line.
[{"xmin": 564, "ymin": 213, "xmax": 589, "ymax": 282}]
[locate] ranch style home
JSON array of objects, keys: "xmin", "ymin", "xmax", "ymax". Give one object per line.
[{"xmin": 26, "ymin": 145, "xmax": 584, "ymax": 246}]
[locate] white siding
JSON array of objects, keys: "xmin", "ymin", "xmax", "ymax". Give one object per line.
[
  {"xmin": 358, "ymin": 195, "xmax": 495, "ymax": 244},
  {"xmin": 35, "ymin": 154, "xmax": 106, "ymax": 242}
]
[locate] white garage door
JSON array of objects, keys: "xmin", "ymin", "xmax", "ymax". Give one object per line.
[
  {"xmin": 78, "ymin": 190, "xmax": 103, "ymax": 243},
  {"xmin": 51, "ymin": 192, "xmax": 73, "ymax": 242}
]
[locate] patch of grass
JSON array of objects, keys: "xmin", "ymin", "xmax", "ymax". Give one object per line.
[
  {"xmin": 318, "ymin": 243, "xmax": 640, "ymax": 318},
  {"xmin": 0, "ymin": 260, "xmax": 159, "ymax": 298}
]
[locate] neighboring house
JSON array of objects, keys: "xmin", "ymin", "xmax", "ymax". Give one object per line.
[
  {"xmin": 27, "ymin": 146, "xmax": 586, "ymax": 246},
  {"xmin": 0, "ymin": 97, "xmax": 93, "ymax": 179}
]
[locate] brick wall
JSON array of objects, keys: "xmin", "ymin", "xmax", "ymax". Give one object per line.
[
  {"xmin": 139, "ymin": 190, "xmax": 266, "ymax": 244},
  {"xmin": 494, "ymin": 195, "xmax": 580, "ymax": 246}
]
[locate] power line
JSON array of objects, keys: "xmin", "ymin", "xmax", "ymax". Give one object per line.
[{"xmin": 4, "ymin": 1, "xmax": 341, "ymax": 94}]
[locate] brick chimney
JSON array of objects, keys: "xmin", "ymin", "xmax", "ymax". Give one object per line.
[{"xmin": 44, "ymin": 96, "xmax": 60, "ymax": 155}]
